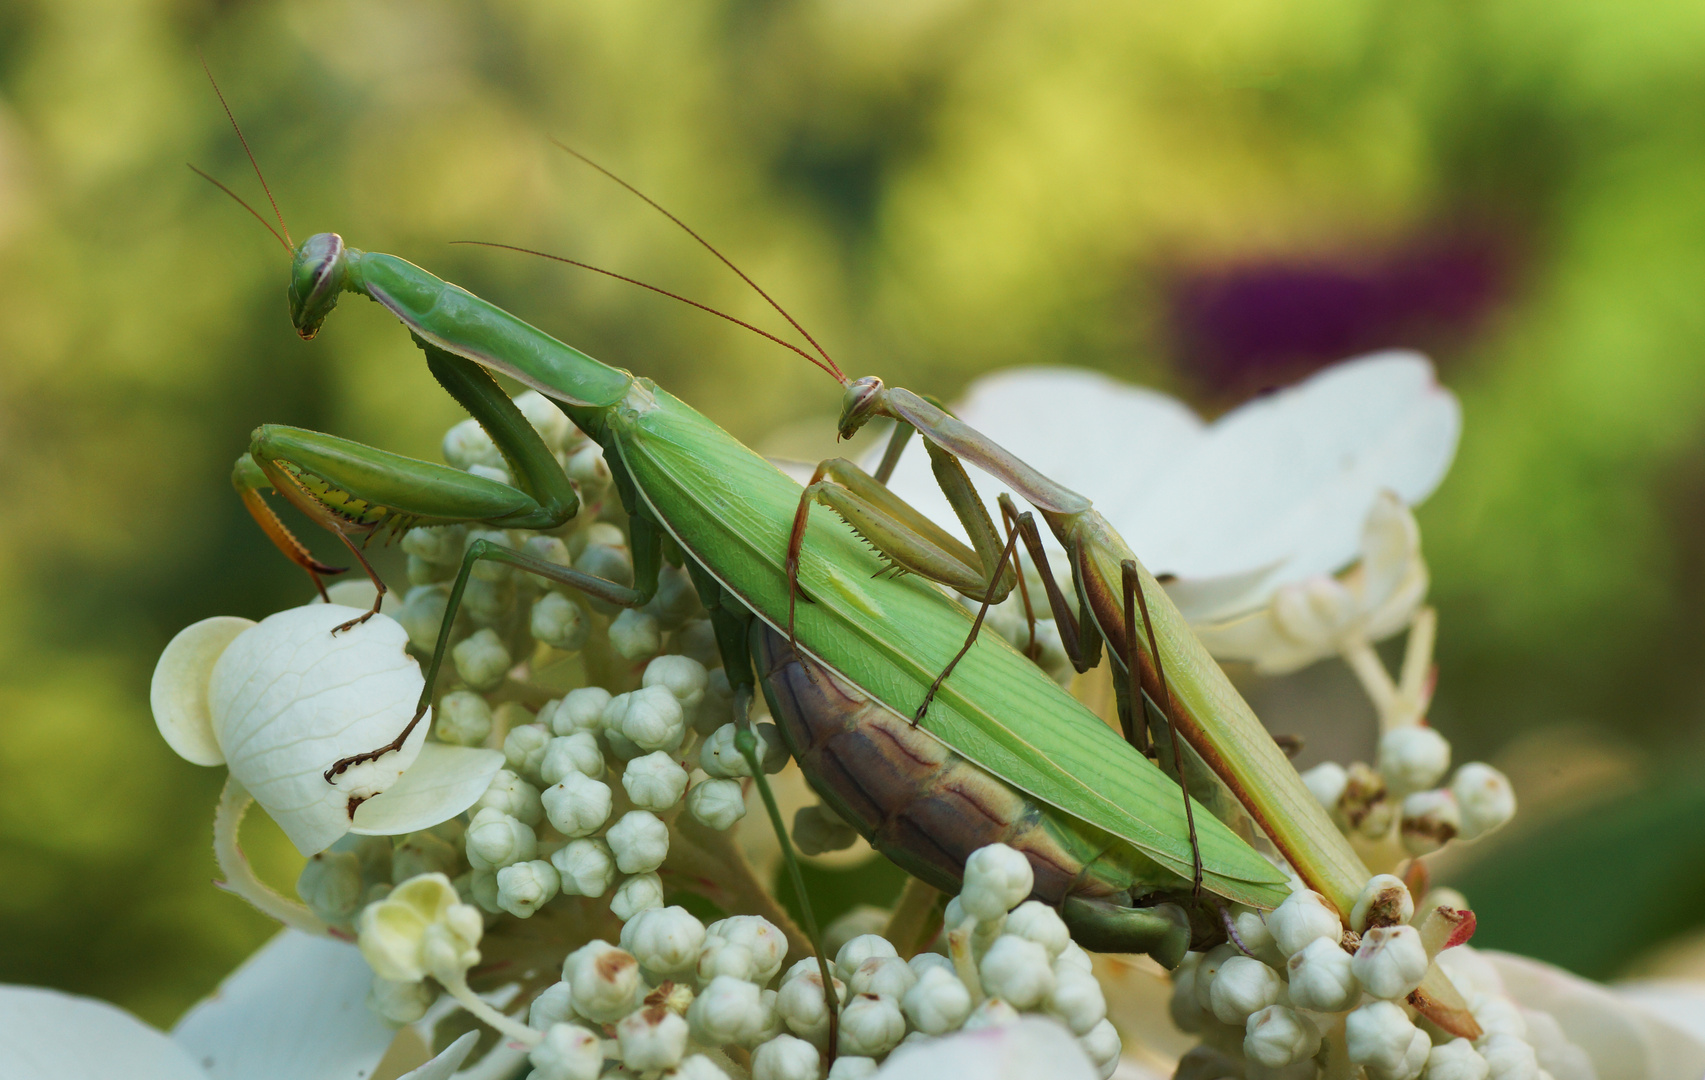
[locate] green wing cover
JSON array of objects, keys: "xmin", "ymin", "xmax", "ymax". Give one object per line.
[{"xmin": 612, "ymin": 385, "xmax": 1287, "ymax": 904}]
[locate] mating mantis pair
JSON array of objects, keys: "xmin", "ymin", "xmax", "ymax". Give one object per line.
[{"xmin": 201, "ymin": 71, "xmax": 1477, "ymax": 1037}]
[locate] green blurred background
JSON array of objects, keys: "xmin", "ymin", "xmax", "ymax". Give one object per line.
[{"xmin": 3, "ymin": 0, "xmax": 1705, "ymax": 1027}]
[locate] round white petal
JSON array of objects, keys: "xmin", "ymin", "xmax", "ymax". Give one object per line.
[{"xmin": 152, "ymin": 615, "xmax": 253, "ymax": 766}]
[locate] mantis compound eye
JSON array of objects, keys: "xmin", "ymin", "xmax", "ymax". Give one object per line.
[
  {"xmin": 288, "ymin": 232, "xmax": 349, "ymax": 340},
  {"xmin": 837, "ymin": 375, "xmax": 885, "ymax": 439}
]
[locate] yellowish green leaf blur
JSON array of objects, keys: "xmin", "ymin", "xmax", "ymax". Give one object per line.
[{"xmin": 3, "ymin": 0, "xmax": 1704, "ymax": 1025}]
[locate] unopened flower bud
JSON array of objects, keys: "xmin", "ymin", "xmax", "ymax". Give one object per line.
[
  {"xmin": 464, "ymin": 807, "xmax": 536, "ymax": 871},
  {"xmin": 532, "ymin": 592, "xmax": 590, "ymax": 652},
  {"xmin": 475, "ymin": 768, "xmax": 544, "ymax": 826},
  {"xmin": 610, "ymin": 872, "xmax": 665, "ymax": 921},
  {"xmin": 511, "ymin": 390, "xmax": 571, "ymax": 449},
  {"xmin": 620, "ymin": 906, "xmax": 707, "ymax": 977},
  {"xmin": 1429, "ymin": 1038, "xmax": 1490, "ymax": 1080},
  {"xmin": 1352, "ymin": 874, "xmax": 1415, "ymax": 931},
  {"xmin": 964, "ymin": 996, "xmax": 1022, "ymax": 1030},
  {"xmin": 1245, "ymin": 1004, "xmax": 1322, "ymax": 1069},
  {"xmin": 686, "ymin": 777, "xmax": 747, "ymax": 830},
  {"xmin": 391, "ymin": 830, "xmax": 461, "ymax": 883},
  {"xmin": 551, "ymin": 837, "xmax": 616, "ymax": 898},
  {"xmin": 1401, "ymin": 789, "xmax": 1461, "ymax": 855},
  {"xmin": 839, "ymin": 993, "xmax": 906, "ymax": 1057},
  {"xmin": 435, "ymin": 690, "xmax": 493, "ymax": 747},
  {"xmin": 496, "ymin": 859, "xmax": 559, "ymax": 918},
  {"xmin": 297, "ymin": 848, "xmax": 362, "ymax": 924},
  {"xmin": 688, "ymin": 974, "xmax": 768, "ymax": 1047},
  {"xmin": 503, "ymin": 722, "xmax": 552, "ymax": 780},
  {"xmin": 1270, "ymin": 889, "xmax": 1343, "ymax": 957},
  {"xmin": 623, "ymin": 750, "xmax": 690, "ymax": 811},
  {"xmin": 368, "ymin": 975, "xmax": 432, "ymax": 1024},
  {"xmin": 902, "ymin": 965, "xmax": 972, "ymax": 1035},
  {"xmin": 403, "ymin": 524, "xmax": 468, "ymax": 566},
  {"xmin": 1379, "ymin": 726, "xmax": 1451, "ymax": 796},
  {"xmin": 460, "ymin": 577, "xmax": 513, "ymax": 626},
  {"xmin": 565, "ymin": 940, "xmax": 645, "ymax": 1024},
  {"xmin": 618, "ymin": 1004, "xmax": 690, "ymax": 1072},
  {"xmin": 834, "ymin": 935, "xmax": 899, "ymax": 982},
  {"xmin": 1191, "ymin": 943, "xmax": 1241, "ymax": 1012},
  {"xmin": 1004, "ymin": 900, "xmax": 1072, "ymax": 959},
  {"xmin": 699, "ymin": 722, "xmax": 787, "ymax": 777},
  {"xmin": 607, "ymin": 810, "xmax": 671, "ymax": 874},
  {"xmin": 610, "ymin": 609, "xmax": 664, "ymax": 662},
  {"xmin": 1287, "ymin": 936, "xmax": 1360, "ymax": 1012},
  {"xmin": 1048, "ymin": 963, "xmax": 1108, "ymax": 1036},
  {"xmin": 828, "ymin": 1057, "xmax": 878, "ymax": 1080},
  {"xmin": 550, "ymin": 687, "xmax": 613, "ymax": 736},
  {"xmin": 1055, "ymin": 940, "xmax": 1093, "ymax": 973},
  {"xmin": 1209, "ymin": 954, "xmax": 1283, "ymax": 1025},
  {"xmin": 644, "ymin": 654, "xmax": 708, "ymax": 713},
  {"xmin": 674, "ymin": 1055, "xmax": 735, "ymax": 1080},
  {"xmin": 565, "ymin": 443, "xmax": 611, "ymax": 491},
  {"xmin": 1480, "ymin": 1033, "xmax": 1539, "ymax": 1080},
  {"xmin": 529, "ymin": 980, "xmax": 576, "ymax": 1030},
  {"xmin": 528, "ymin": 1021, "xmax": 602, "ymax": 1080},
  {"xmin": 1354, "ymin": 924, "xmax": 1429, "ymax": 1000},
  {"xmin": 751, "ymin": 1034, "xmax": 821, "ymax": 1080},
  {"xmin": 1081, "ymin": 1017, "xmax": 1122, "ymax": 1080},
  {"xmin": 540, "ymin": 732, "xmax": 605, "ymax": 786},
  {"xmin": 849, "ymin": 955, "xmax": 916, "ymax": 999},
  {"xmin": 397, "ymin": 585, "xmax": 452, "ymax": 653},
  {"xmin": 442, "ymin": 419, "xmax": 502, "ymax": 471},
  {"xmin": 541, "ymin": 771, "xmax": 613, "ymax": 837},
  {"xmin": 962, "ymin": 843, "xmax": 1035, "ymax": 921},
  {"xmin": 1168, "ymin": 953, "xmax": 1210, "ymax": 1034},
  {"xmin": 979, "ymin": 935, "xmax": 1056, "ymax": 1009},
  {"xmin": 777, "ymin": 966, "xmax": 845, "ymax": 1044},
  {"xmin": 1453, "ymin": 763, "xmax": 1516, "ymax": 841},
  {"xmin": 1342, "ymin": 761, "xmax": 1395, "ymax": 838},
  {"xmin": 711, "ymin": 916, "xmax": 789, "ymax": 985},
  {"xmin": 1346, "ymin": 1000, "xmax": 1418, "ymax": 1075},
  {"xmin": 609, "ymin": 685, "xmax": 687, "ymax": 753},
  {"xmin": 1303, "ymin": 761, "xmax": 1350, "ymax": 810},
  {"xmin": 794, "ymin": 803, "xmax": 859, "ymax": 855}
]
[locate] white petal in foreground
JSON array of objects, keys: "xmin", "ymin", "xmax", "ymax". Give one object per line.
[
  {"xmin": 208, "ymin": 605, "xmax": 431, "ymax": 855},
  {"xmin": 172, "ymin": 930, "xmax": 395, "ymax": 1080},
  {"xmin": 869, "ymin": 352, "xmax": 1458, "ymax": 623},
  {"xmin": 0, "ymin": 986, "xmax": 209, "ymax": 1080},
  {"xmin": 151, "ymin": 616, "xmax": 255, "ymax": 767},
  {"xmin": 396, "ymin": 1031, "xmax": 481, "ymax": 1080},
  {"xmin": 351, "ymin": 742, "xmax": 505, "ymax": 836},
  {"xmin": 874, "ymin": 1016, "xmax": 1098, "ymax": 1079}
]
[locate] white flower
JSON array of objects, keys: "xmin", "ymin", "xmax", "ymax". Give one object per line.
[
  {"xmin": 902, "ymin": 965, "xmax": 973, "ymax": 1035},
  {"xmin": 607, "ymin": 810, "xmax": 671, "ymax": 874},
  {"xmin": 150, "ymin": 607, "xmax": 501, "ymax": 855},
  {"xmin": 875, "ymin": 1016, "xmax": 1100, "ymax": 1080},
  {"xmin": 617, "ymin": 1005, "xmax": 689, "ymax": 1072},
  {"xmin": 551, "ymin": 837, "xmax": 616, "ymax": 898},
  {"xmin": 541, "ymin": 771, "xmax": 614, "ymax": 837},
  {"xmin": 355, "ymin": 874, "xmax": 482, "ymax": 985},
  {"xmin": 609, "ymin": 872, "xmax": 666, "ymax": 921},
  {"xmin": 495, "ymin": 859, "xmax": 559, "ymax": 918},
  {"xmin": 1268, "ymin": 888, "xmax": 1343, "ymax": 957},
  {"xmin": 686, "ymin": 777, "xmax": 748, "ymax": 830},
  {"xmin": 623, "ymin": 751, "xmax": 691, "ymax": 810},
  {"xmin": 961, "ymin": 843, "xmax": 1035, "ymax": 921},
  {"xmin": 1354, "ymin": 925, "xmax": 1430, "ymax": 1000},
  {"xmin": 529, "ymin": 1023, "xmax": 602, "ymax": 1080},
  {"xmin": 1245, "ymin": 1004, "xmax": 1321, "ymax": 1068},
  {"xmin": 1193, "ymin": 491, "xmax": 1430, "ymax": 673},
  {"xmin": 1454, "ymin": 763, "xmax": 1518, "ymax": 840},
  {"xmin": 621, "ymin": 907, "xmax": 707, "ymax": 977},
  {"xmin": 1287, "ymin": 935, "xmax": 1361, "ymax": 1011},
  {"xmin": 839, "ymin": 993, "xmax": 907, "ymax": 1057},
  {"xmin": 1379, "ymin": 725, "xmax": 1452, "ymax": 796}
]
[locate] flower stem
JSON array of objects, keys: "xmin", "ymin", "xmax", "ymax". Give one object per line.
[
  {"xmin": 212, "ymin": 775, "xmax": 331, "ymax": 937},
  {"xmin": 1340, "ymin": 637, "xmax": 1398, "ymax": 721},
  {"xmin": 884, "ymin": 876, "xmax": 942, "ymax": 958},
  {"xmin": 947, "ymin": 917, "xmax": 984, "ymax": 1006},
  {"xmin": 438, "ymin": 970, "xmax": 542, "ymax": 1048}
]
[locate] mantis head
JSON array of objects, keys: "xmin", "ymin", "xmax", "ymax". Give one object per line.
[
  {"xmin": 289, "ymin": 232, "xmax": 350, "ymax": 340},
  {"xmin": 838, "ymin": 376, "xmax": 886, "ymax": 440}
]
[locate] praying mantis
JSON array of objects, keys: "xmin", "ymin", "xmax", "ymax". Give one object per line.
[{"xmin": 196, "ymin": 73, "xmax": 1289, "ymax": 992}]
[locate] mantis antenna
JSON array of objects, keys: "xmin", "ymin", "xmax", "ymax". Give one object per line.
[{"xmin": 190, "ymin": 59, "xmax": 294, "ymax": 256}]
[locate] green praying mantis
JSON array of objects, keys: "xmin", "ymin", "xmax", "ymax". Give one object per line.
[{"xmin": 195, "ymin": 71, "xmax": 1289, "ymax": 996}]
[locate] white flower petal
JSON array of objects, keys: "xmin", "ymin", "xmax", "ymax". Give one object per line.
[
  {"xmin": 209, "ymin": 606, "xmax": 428, "ymax": 855},
  {"xmin": 171, "ymin": 930, "xmax": 395, "ymax": 1080},
  {"xmin": 1483, "ymin": 950, "xmax": 1705, "ymax": 1080},
  {"xmin": 874, "ymin": 1016, "xmax": 1098, "ymax": 1080},
  {"xmin": 351, "ymin": 743, "xmax": 505, "ymax": 836},
  {"xmin": 151, "ymin": 616, "xmax": 254, "ymax": 766},
  {"xmin": 396, "ymin": 1031, "xmax": 481, "ymax": 1080},
  {"xmin": 0, "ymin": 985, "xmax": 209, "ymax": 1080}
]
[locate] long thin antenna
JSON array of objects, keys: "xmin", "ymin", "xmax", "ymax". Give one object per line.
[
  {"xmin": 200, "ymin": 55, "xmax": 293, "ymax": 250},
  {"xmin": 454, "ymin": 240, "xmax": 846, "ymax": 381},
  {"xmin": 553, "ymin": 141, "xmax": 847, "ymax": 384},
  {"xmin": 188, "ymin": 164, "xmax": 292, "ymax": 254}
]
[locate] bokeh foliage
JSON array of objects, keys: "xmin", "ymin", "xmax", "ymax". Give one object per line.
[{"xmin": 2, "ymin": 0, "xmax": 1704, "ymax": 1026}]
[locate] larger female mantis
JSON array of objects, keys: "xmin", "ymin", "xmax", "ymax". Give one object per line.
[{"xmin": 196, "ymin": 79, "xmax": 1289, "ymax": 986}]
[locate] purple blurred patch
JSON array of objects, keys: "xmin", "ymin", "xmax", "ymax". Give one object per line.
[{"xmin": 1168, "ymin": 230, "xmax": 1510, "ymax": 402}]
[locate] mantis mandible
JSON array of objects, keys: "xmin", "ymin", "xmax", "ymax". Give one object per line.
[{"xmin": 194, "ymin": 72, "xmax": 1289, "ymax": 997}]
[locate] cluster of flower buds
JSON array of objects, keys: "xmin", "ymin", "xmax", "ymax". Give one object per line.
[
  {"xmin": 1168, "ymin": 874, "xmax": 1587, "ymax": 1080},
  {"xmin": 487, "ymin": 840, "xmax": 1117, "ymax": 1080},
  {"xmin": 1300, "ymin": 724, "xmax": 1516, "ymax": 856}
]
